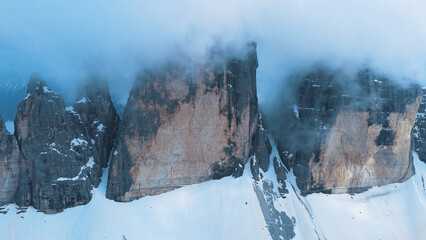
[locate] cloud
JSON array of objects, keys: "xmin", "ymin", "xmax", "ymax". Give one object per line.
[
  {"xmin": 0, "ymin": 0, "xmax": 425, "ymax": 105},
  {"xmin": 252, "ymin": 0, "xmax": 426, "ymax": 105}
]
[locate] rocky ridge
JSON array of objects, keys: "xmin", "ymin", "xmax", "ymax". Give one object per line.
[
  {"xmin": 0, "ymin": 48, "xmax": 425, "ymax": 222},
  {"xmin": 0, "ymin": 74, "xmax": 120, "ymax": 213}
]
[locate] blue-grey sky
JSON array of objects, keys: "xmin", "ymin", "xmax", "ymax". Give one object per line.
[{"xmin": 1, "ymin": 0, "xmax": 425, "ymax": 105}]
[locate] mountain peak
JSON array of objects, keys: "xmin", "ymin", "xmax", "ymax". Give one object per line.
[
  {"xmin": 76, "ymin": 77, "xmax": 111, "ymax": 102},
  {"xmin": 27, "ymin": 73, "xmax": 48, "ymax": 94}
]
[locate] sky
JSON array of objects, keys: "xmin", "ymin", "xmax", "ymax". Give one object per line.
[{"xmin": 0, "ymin": 0, "xmax": 425, "ymax": 105}]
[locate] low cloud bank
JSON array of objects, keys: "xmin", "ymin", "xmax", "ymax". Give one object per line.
[{"xmin": 0, "ymin": 0, "xmax": 425, "ymax": 106}]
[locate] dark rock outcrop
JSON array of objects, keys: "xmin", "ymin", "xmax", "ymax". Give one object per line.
[
  {"xmin": 14, "ymin": 74, "xmax": 107, "ymax": 213},
  {"xmin": 250, "ymin": 119, "xmax": 271, "ymax": 181},
  {"xmin": 269, "ymin": 68, "xmax": 422, "ymax": 195},
  {"xmin": 253, "ymin": 179, "xmax": 295, "ymax": 240},
  {"xmin": 273, "ymin": 157, "xmax": 289, "ymax": 197},
  {"xmin": 0, "ymin": 115, "xmax": 21, "ymax": 205},
  {"xmin": 107, "ymin": 43, "xmax": 259, "ymax": 201},
  {"xmin": 413, "ymin": 88, "xmax": 426, "ymax": 163},
  {"xmin": 68, "ymin": 78, "xmax": 120, "ymax": 168}
]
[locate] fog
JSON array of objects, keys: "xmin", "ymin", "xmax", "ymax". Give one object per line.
[{"xmin": 1, "ymin": 0, "xmax": 425, "ymax": 107}]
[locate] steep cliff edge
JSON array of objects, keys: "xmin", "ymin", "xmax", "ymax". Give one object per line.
[
  {"xmin": 107, "ymin": 44, "xmax": 259, "ymax": 201},
  {"xmin": 69, "ymin": 78, "xmax": 120, "ymax": 168},
  {"xmin": 13, "ymin": 74, "xmax": 118, "ymax": 213},
  {"xmin": 413, "ymin": 87, "xmax": 426, "ymax": 164},
  {"xmin": 0, "ymin": 116, "xmax": 21, "ymax": 205},
  {"xmin": 269, "ymin": 68, "xmax": 422, "ymax": 195}
]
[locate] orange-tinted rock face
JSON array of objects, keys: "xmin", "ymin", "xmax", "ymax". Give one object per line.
[
  {"xmin": 107, "ymin": 44, "xmax": 259, "ymax": 201},
  {"xmin": 308, "ymin": 96, "xmax": 421, "ymax": 193},
  {"xmin": 273, "ymin": 68, "xmax": 422, "ymax": 195}
]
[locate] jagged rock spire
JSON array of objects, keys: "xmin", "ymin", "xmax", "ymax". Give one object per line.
[
  {"xmin": 14, "ymin": 74, "xmax": 103, "ymax": 213},
  {"xmin": 27, "ymin": 73, "xmax": 49, "ymax": 95},
  {"xmin": 71, "ymin": 77, "xmax": 120, "ymax": 168}
]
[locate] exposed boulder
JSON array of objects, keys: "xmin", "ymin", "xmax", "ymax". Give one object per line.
[
  {"xmin": 107, "ymin": 43, "xmax": 259, "ymax": 201},
  {"xmin": 269, "ymin": 68, "xmax": 422, "ymax": 195},
  {"xmin": 14, "ymin": 74, "xmax": 102, "ymax": 213}
]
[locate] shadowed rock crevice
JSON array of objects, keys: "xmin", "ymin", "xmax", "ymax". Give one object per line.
[
  {"xmin": 413, "ymin": 88, "xmax": 426, "ymax": 164},
  {"xmin": 249, "ymin": 115, "xmax": 272, "ymax": 182},
  {"xmin": 70, "ymin": 78, "xmax": 121, "ymax": 169},
  {"xmin": 0, "ymin": 115, "xmax": 21, "ymax": 206}
]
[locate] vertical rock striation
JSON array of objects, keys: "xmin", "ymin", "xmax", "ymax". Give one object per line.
[
  {"xmin": 271, "ymin": 68, "xmax": 422, "ymax": 195},
  {"xmin": 413, "ymin": 87, "xmax": 426, "ymax": 163},
  {"xmin": 0, "ymin": 115, "xmax": 21, "ymax": 205},
  {"xmin": 13, "ymin": 74, "xmax": 118, "ymax": 213},
  {"xmin": 69, "ymin": 78, "xmax": 120, "ymax": 168},
  {"xmin": 107, "ymin": 44, "xmax": 259, "ymax": 201},
  {"xmin": 249, "ymin": 116, "xmax": 272, "ymax": 182}
]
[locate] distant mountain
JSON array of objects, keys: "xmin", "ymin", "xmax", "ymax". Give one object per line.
[{"xmin": 0, "ymin": 77, "xmax": 27, "ymax": 120}]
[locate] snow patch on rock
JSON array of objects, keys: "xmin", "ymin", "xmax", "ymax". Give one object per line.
[
  {"xmin": 97, "ymin": 124, "xmax": 106, "ymax": 132},
  {"xmin": 70, "ymin": 138, "xmax": 88, "ymax": 148},
  {"xmin": 76, "ymin": 97, "xmax": 89, "ymax": 104},
  {"xmin": 0, "ymin": 163, "xmax": 269, "ymax": 240},
  {"xmin": 43, "ymin": 86, "xmax": 52, "ymax": 93},
  {"xmin": 4, "ymin": 120, "xmax": 14, "ymax": 134},
  {"xmin": 56, "ymin": 157, "xmax": 96, "ymax": 182}
]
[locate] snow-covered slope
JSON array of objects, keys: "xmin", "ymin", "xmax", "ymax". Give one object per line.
[
  {"xmin": 259, "ymin": 137, "xmax": 426, "ymax": 240},
  {"xmin": 0, "ymin": 145, "xmax": 425, "ymax": 240},
  {"xmin": 0, "ymin": 165, "xmax": 270, "ymax": 240},
  {"xmin": 304, "ymin": 154, "xmax": 426, "ymax": 240}
]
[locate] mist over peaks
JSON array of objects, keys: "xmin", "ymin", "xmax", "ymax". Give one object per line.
[{"xmin": 0, "ymin": 0, "xmax": 425, "ymax": 113}]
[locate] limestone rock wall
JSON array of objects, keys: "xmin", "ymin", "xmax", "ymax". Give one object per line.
[
  {"xmin": 309, "ymin": 97, "xmax": 420, "ymax": 193},
  {"xmin": 70, "ymin": 78, "xmax": 120, "ymax": 169},
  {"xmin": 273, "ymin": 68, "xmax": 422, "ymax": 195},
  {"xmin": 0, "ymin": 116, "xmax": 21, "ymax": 205},
  {"xmin": 12, "ymin": 74, "xmax": 118, "ymax": 213},
  {"xmin": 107, "ymin": 44, "xmax": 259, "ymax": 201},
  {"xmin": 249, "ymin": 119, "xmax": 272, "ymax": 182},
  {"xmin": 413, "ymin": 88, "xmax": 426, "ymax": 163}
]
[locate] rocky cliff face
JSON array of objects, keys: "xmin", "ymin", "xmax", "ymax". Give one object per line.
[
  {"xmin": 413, "ymin": 88, "xmax": 426, "ymax": 163},
  {"xmin": 0, "ymin": 116, "xmax": 21, "ymax": 205},
  {"xmin": 69, "ymin": 78, "xmax": 120, "ymax": 168},
  {"xmin": 250, "ymin": 124, "xmax": 271, "ymax": 182},
  {"xmin": 107, "ymin": 44, "xmax": 259, "ymax": 201},
  {"xmin": 271, "ymin": 68, "xmax": 422, "ymax": 195},
  {"xmin": 13, "ymin": 74, "xmax": 118, "ymax": 213}
]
